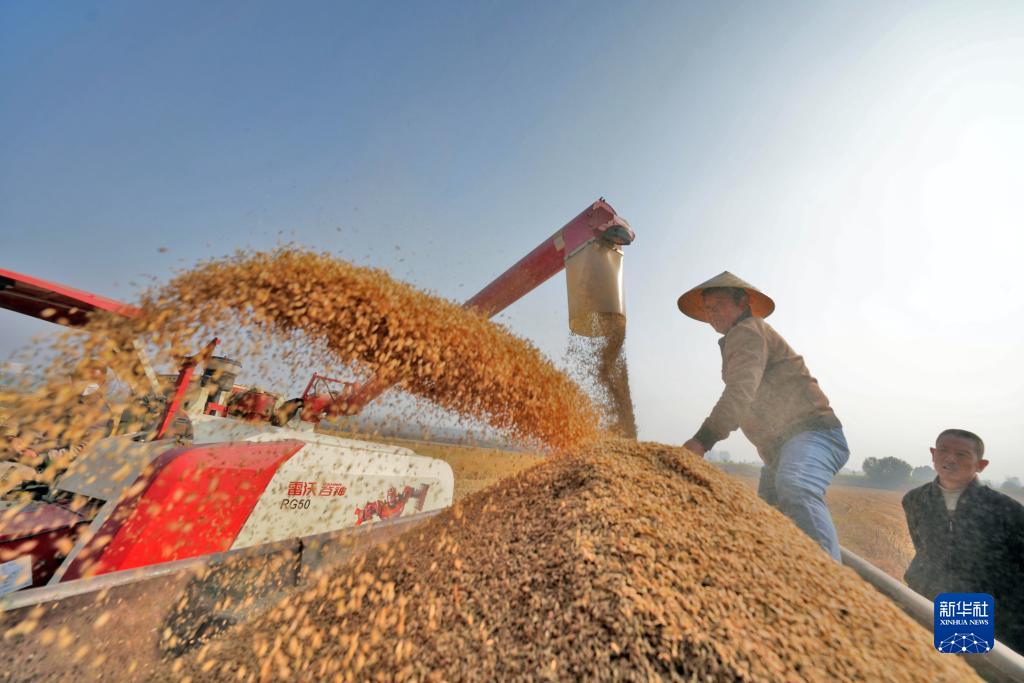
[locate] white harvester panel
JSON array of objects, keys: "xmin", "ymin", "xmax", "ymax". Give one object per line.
[{"xmin": 187, "ymin": 416, "xmax": 454, "ymax": 550}]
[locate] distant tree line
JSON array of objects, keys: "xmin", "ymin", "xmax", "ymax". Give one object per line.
[
  {"xmin": 706, "ymin": 454, "xmax": 1022, "ymax": 497},
  {"xmin": 861, "ymin": 457, "xmax": 912, "ymax": 488},
  {"xmin": 1003, "ymin": 476, "xmax": 1023, "ymax": 495},
  {"xmin": 859, "ymin": 457, "xmax": 1023, "ymax": 495}
]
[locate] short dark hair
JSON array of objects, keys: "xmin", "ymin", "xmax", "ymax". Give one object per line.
[
  {"xmin": 937, "ymin": 428, "xmax": 985, "ymax": 458},
  {"xmin": 701, "ymin": 287, "xmax": 748, "ymax": 305}
]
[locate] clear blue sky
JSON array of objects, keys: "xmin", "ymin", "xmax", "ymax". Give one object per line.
[{"xmin": 3, "ymin": 1, "xmax": 1023, "ymax": 479}]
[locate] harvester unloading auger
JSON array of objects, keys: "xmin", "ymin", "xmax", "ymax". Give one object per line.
[{"xmin": 0, "ymin": 199, "xmax": 634, "ymax": 622}]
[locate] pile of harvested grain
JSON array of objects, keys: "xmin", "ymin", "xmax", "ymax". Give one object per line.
[{"xmin": 175, "ymin": 439, "xmax": 975, "ymax": 682}]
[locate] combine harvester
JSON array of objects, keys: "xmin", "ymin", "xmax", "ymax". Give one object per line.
[
  {"xmin": 3, "ymin": 200, "xmax": 1022, "ymax": 682},
  {"xmin": 0, "ymin": 199, "xmax": 635, "ymax": 654}
]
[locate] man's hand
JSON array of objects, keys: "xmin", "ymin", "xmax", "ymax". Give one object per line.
[{"xmin": 683, "ymin": 438, "xmax": 706, "ymax": 457}]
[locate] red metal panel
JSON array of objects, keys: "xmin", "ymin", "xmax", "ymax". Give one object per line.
[
  {"xmin": 153, "ymin": 337, "xmax": 219, "ymax": 439},
  {"xmin": 462, "ymin": 199, "xmax": 626, "ymax": 317},
  {"xmin": 0, "ymin": 501, "xmax": 83, "ymax": 543},
  {"xmin": 61, "ymin": 439, "xmax": 304, "ymax": 580},
  {"xmin": 0, "ymin": 502, "xmax": 87, "ymax": 589},
  {"xmin": 0, "ymin": 526, "xmax": 86, "ymax": 589},
  {"xmin": 0, "ymin": 268, "xmax": 139, "ymax": 326}
]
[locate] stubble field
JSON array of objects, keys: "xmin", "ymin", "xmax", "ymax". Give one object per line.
[{"xmin": 730, "ymin": 474, "xmax": 914, "ymax": 579}]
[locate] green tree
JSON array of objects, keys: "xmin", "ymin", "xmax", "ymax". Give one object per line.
[
  {"xmin": 862, "ymin": 456, "xmax": 912, "ymax": 487},
  {"xmin": 911, "ymin": 465, "xmax": 934, "ymax": 482},
  {"xmin": 1001, "ymin": 477, "xmax": 1023, "ymax": 494}
]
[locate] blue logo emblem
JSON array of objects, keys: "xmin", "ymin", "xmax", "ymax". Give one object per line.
[{"xmin": 934, "ymin": 593, "xmax": 994, "ymax": 653}]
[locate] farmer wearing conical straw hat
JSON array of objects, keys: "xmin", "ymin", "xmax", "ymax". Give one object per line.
[{"xmin": 679, "ymin": 272, "xmax": 849, "ymax": 561}]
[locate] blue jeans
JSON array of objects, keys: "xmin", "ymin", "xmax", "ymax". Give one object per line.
[{"xmin": 758, "ymin": 427, "xmax": 850, "ymax": 562}]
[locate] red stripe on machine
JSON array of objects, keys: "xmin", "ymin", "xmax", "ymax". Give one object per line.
[{"xmin": 62, "ymin": 440, "xmax": 304, "ymax": 580}]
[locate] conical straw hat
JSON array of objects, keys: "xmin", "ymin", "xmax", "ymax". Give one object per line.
[{"xmin": 677, "ymin": 271, "xmax": 775, "ymax": 322}]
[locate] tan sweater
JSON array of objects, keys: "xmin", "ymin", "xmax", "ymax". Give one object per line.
[{"xmin": 693, "ymin": 314, "xmax": 840, "ymax": 464}]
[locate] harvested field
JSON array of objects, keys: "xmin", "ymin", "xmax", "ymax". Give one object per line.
[
  {"xmin": 823, "ymin": 484, "xmax": 915, "ymax": 578},
  {"xmin": 174, "ymin": 439, "xmax": 976, "ymax": 682},
  {"xmin": 731, "ymin": 475, "xmax": 915, "ymax": 580}
]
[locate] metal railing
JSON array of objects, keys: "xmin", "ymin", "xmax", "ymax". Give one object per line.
[{"xmin": 841, "ymin": 546, "xmax": 1024, "ymax": 683}]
